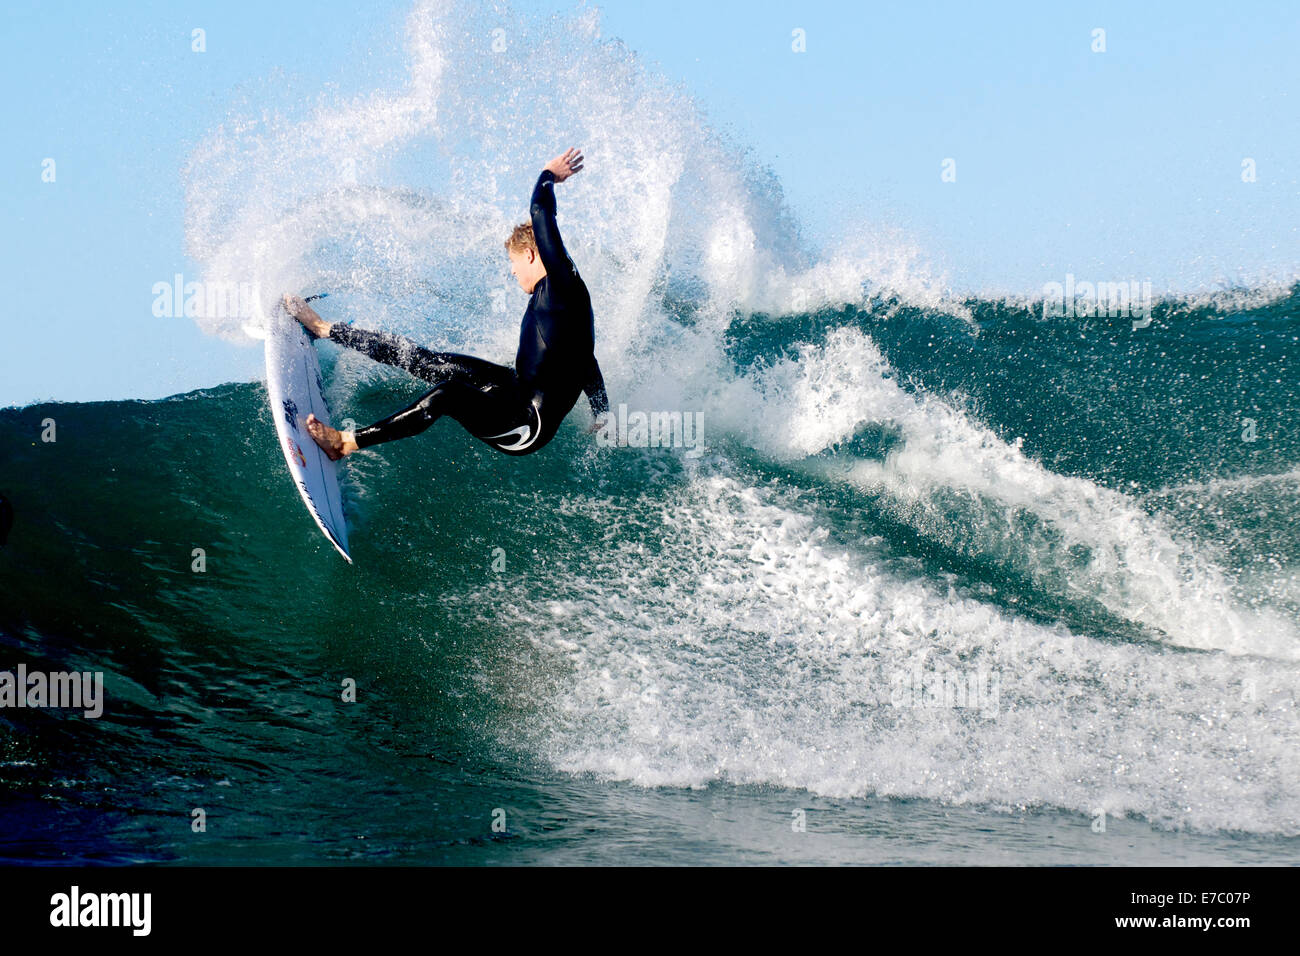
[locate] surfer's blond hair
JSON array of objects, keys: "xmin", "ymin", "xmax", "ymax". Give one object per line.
[{"xmin": 505, "ymin": 223, "xmax": 536, "ymax": 254}]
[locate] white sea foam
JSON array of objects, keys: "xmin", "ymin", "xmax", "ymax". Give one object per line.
[{"xmin": 478, "ymin": 472, "xmax": 1300, "ymax": 834}]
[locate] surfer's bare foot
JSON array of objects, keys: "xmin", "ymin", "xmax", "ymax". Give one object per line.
[
  {"xmin": 305, "ymin": 413, "xmax": 358, "ymax": 460},
  {"xmin": 282, "ymin": 294, "xmax": 332, "ymax": 339}
]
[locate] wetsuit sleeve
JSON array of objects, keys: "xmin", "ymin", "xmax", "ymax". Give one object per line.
[
  {"xmin": 583, "ymin": 355, "xmax": 609, "ymax": 418},
  {"xmin": 530, "ymin": 169, "xmax": 579, "ymax": 286}
]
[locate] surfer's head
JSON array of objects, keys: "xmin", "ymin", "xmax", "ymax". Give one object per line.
[{"xmin": 505, "ymin": 223, "xmax": 545, "ymax": 293}]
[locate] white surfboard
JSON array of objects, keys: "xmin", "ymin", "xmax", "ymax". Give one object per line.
[{"xmin": 260, "ymin": 298, "xmax": 352, "ymax": 562}]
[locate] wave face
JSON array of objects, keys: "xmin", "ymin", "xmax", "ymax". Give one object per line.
[{"xmin": 3, "ymin": 0, "xmax": 1299, "ymax": 858}]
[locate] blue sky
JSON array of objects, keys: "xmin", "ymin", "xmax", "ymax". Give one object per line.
[{"xmin": 3, "ymin": 0, "xmax": 1297, "ymax": 407}]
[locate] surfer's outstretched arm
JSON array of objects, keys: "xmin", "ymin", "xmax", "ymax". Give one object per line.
[{"xmin": 530, "ymin": 148, "xmax": 584, "ymax": 285}]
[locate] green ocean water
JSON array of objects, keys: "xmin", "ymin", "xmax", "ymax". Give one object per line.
[{"xmin": 2, "ymin": 288, "xmax": 1298, "ymax": 864}]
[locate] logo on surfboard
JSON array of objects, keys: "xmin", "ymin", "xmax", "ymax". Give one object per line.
[
  {"xmin": 284, "ymin": 435, "xmax": 307, "ymax": 467},
  {"xmin": 282, "ymin": 398, "xmax": 300, "ymax": 431}
]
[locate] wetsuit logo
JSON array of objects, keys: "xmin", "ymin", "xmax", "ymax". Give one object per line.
[
  {"xmin": 486, "ymin": 414, "xmax": 541, "ymax": 451},
  {"xmin": 485, "ymin": 396, "xmax": 544, "ymax": 451}
]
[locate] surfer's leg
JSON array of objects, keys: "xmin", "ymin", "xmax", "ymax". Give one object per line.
[
  {"xmin": 304, "ymin": 414, "xmax": 358, "ymax": 461},
  {"xmin": 304, "ymin": 370, "xmax": 522, "ymax": 459},
  {"xmin": 350, "ymin": 373, "xmax": 560, "ymax": 457},
  {"xmin": 283, "ymin": 294, "xmax": 332, "ymax": 338},
  {"xmin": 327, "ymin": 325, "xmax": 487, "ymax": 385},
  {"xmin": 351, "ymin": 377, "xmax": 520, "ymax": 450},
  {"xmin": 315, "ymin": 325, "xmax": 555, "ymax": 454}
]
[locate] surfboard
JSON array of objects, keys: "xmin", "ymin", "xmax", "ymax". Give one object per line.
[{"xmin": 260, "ymin": 298, "xmax": 352, "ymax": 562}]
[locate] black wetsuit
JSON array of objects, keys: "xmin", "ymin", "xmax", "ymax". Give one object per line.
[{"xmin": 329, "ymin": 169, "xmax": 608, "ymax": 456}]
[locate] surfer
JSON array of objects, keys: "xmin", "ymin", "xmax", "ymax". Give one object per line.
[{"xmin": 284, "ymin": 148, "xmax": 608, "ymax": 460}]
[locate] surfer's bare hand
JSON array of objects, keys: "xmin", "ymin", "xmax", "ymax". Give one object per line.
[{"xmin": 545, "ymin": 148, "xmax": 584, "ymax": 183}]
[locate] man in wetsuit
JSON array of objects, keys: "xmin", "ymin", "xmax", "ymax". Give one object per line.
[{"xmin": 286, "ymin": 147, "xmax": 608, "ymax": 460}]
